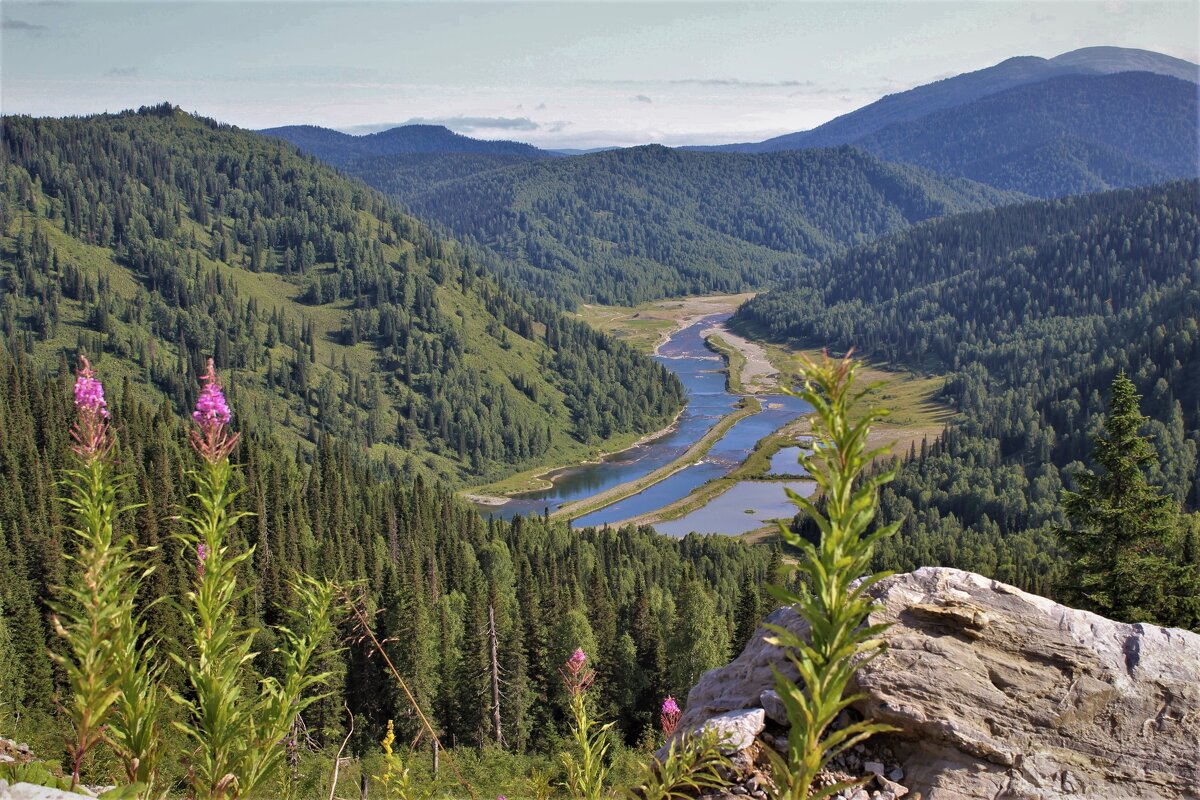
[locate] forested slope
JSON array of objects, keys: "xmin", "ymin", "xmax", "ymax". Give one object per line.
[
  {"xmin": 855, "ymin": 72, "xmax": 1200, "ymax": 197},
  {"xmin": 0, "ymin": 345, "xmax": 766, "ymax": 760},
  {"xmin": 0, "ymin": 106, "xmax": 684, "ymax": 485},
  {"xmin": 261, "ymin": 123, "xmax": 551, "ymax": 166},
  {"xmin": 379, "ymin": 144, "xmax": 1019, "ymax": 305},
  {"xmin": 736, "ymin": 181, "xmax": 1200, "ymax": 586},
  {"xmin": 713, "ymin": 46, "xmax": 1198, "ymax": 154}
]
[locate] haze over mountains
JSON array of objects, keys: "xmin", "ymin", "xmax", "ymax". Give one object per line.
[
  {"xmin": 708, "ymin": 46, "xmax": 1198, "ymax": 153},
  {"xmin": 263, "ymin": 46, "xmax": 1197, "ymax": 306}
]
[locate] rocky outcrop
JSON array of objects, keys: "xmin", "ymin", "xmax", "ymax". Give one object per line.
[{"xmin": 678, "ymin": 567, "xmax": 1200, "ymax": 799}]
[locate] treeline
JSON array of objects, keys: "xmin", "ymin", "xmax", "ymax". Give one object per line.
[
  {"xmin": 0, "ymin": 105, "xmax": 684, "ymax": 484},
  {"xmin": 736, "ymin": 181, "xmax": 1200, "ymax": 588},
  {"xmin": 0, "ymin": 345, "xmax": 770, "ymax": 761},
  {"xmin": 323, "ymin": 143, "xmax": 1018, "ymax": 305}
]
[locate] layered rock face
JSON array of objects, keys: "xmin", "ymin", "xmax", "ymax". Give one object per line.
[{"xmin": 679, "ymin": 567, "xmax": 1200, "ymax": 799}]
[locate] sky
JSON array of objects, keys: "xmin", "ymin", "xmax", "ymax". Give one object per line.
[{"xmin": 2, "ymin": 1, "xmax": 1198, "ymax": 149}]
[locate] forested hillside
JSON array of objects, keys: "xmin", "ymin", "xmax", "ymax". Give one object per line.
[
  {"xmin": 0, "ymin": 106, "xmax": 684, "ymax": 485},
  {"xmin": 736, "ymin": 181, "xmax": 1200, "ymax": 586},
  {"xmin": 712, "ymin": 46, "xmax": 1198, "ymax": 153},
  {"xmin": 261, "ymin": 124, "xmax": 551, "ymax": 166},
  {"xmin": 855, "ymin": 72, "xmax": 1199, "ymax": 197},
  {"xmin": 0, "ymin": 345, "xmax": 767, "ymax": 762},
  {"xmin": 365, "ymin": 144, "xmax": 1018, "ymax": 305}
]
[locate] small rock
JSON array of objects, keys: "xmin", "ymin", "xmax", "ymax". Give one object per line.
[
  {"xmin": 759, "ymin": 688, "xmax": 788, "ymax": 725},
  {"xmin": 887, "ymin": 767, "xmax": 904, "ymax": 783},
  {"xmin": 772, "ymin": 734, "xmax": 788, "ymax": 754},
  {"xmin": 848, "ymin": 790, "xmax": 869, "ymax": 800},
  {"xmin": 1061, "ymin": 771, "xmax": 1078, "ymax": 792},
  {"xmin": 730, "ymin": 786, "xmax": 748, "ymax": 796},
  {"xmin": 16, "ymin": 743, "xmax": 30, "ymax": 754},
  {"xmin": 0, "ymin": 754, "xmax": 14, "ymax": 763},
  {"xmin": 864, "ymin": 760, "xmax": 885, "ymax": 776}
]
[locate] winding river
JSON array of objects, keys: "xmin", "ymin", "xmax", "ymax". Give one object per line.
[{"xmin": 472, "ymin": 313, "xmax": 812, "ymax": 528}]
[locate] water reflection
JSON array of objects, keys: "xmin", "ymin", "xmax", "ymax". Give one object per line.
[
  {"xmin": 472, "ymin": 312, "xmax": 812, "ymax": 524},
  {"xmin": 654, "ymin": 481, "xmax": 816, "ymax": 538}
]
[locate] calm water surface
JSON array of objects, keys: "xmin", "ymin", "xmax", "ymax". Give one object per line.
[
  {"xmin": 473, "ymin": 313, "xmax": 811, "ymax": 523},
  {"xmin": 654, "ymin": 481, "xmax": 816, "ymax": 538}
]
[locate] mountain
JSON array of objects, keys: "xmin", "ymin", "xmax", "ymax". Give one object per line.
[
  {"xmin": 0, "ymin": 105, "xmax": 684, "ymax": 485},
  {"xmin": 710, "ymin": 46, "xmax": 1199, "ymax": 153},
  {"xmin": 853, "ymin": 72, "xmax": 1200, "ymax": 197},
  {"xmin": 360, "ymin": 144, "xmax": 1022, "ymax": 305},
  {"xmin": 737, "ymin": 180, "xmax": 1200, "ymax": 579},
  {"xmin": 260, "ymin": 123, "xmax": 551, "ymax": 166}
]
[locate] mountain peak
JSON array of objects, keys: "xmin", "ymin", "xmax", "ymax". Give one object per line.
[
  {"xmin": 261, "ymin": 122, "xmax": 550, "ymax": 165},
  {"xmin": 1050, "ymin": 45, "xmax": 1200, "ymax": 82}
]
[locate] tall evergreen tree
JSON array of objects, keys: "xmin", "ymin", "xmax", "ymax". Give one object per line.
[{"xmin": 1058, "ymin": 371, "xmax": 1200, "ymax": 629}]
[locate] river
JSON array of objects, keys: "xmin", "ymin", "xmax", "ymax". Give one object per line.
[{"xmin": 472, "ymin": 313, "xmax": 812, "ymax": 527}]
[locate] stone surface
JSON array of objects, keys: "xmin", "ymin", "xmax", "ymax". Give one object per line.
[
  {"xmin": 1, "ymin": 784, "xmax": 93, "ymax": 799},
  {"xmin": 678, "ymin": 567, "xmax": 1200, "ymax": 799},
  {"xmin": 758, "ymin": 689, "xmax": 787, "ymax": 725},
  {"xmin": 661, "ymin": 708, "xmax": 766, "ymax": 761}
]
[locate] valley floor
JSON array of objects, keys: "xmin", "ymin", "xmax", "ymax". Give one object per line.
[{"xmin": 465, "ymin": 294, "xmax": 953, "ymax": 534}]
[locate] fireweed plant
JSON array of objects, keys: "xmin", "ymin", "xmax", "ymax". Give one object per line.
[
  {"xmin": 171, "ymin": 360, "xmax": 337, "ymax": 800},
  {"xmin": 766, "ymin": 353, "xmax": 899, "ymax": 800},
  {"xmin": 621, "ymin": 695, "xmax": 729, "ymax": 800},
  {"xmin": 557, "ymin": 650, "xmax": 729, "ymax": 800},
  {"xmin": 51, "ymin": 357, "xmax": 162, "ymax": 794},
  {"xmin": 559, "ymin": 648, "xmax": 611, "ymax": 800}
]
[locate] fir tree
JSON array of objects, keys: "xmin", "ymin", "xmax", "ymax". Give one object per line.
[{"xmin": 1059, "ymin": 371, "xmax": 1200, "ymax": 629}]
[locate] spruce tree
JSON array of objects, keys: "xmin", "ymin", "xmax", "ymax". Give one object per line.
[{"xmin": 1059, "ymin": 371, "xmax": 1200, "ymax": 629}]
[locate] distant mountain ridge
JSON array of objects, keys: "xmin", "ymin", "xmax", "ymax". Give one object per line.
[
  {"xmin": 260, "ymin": 123, "xmax": 552, "ymax": 166},
  {"xmin": 391, "ymin": 144, "xmax": 1022, "ymax": 305},
  {"xmin": 853, "ymin": 71, "xmax": 1199, "ymax": 197},
  {"xmin": 705, "ymin": 46, "xmax": 1199, "ymax": 153}
]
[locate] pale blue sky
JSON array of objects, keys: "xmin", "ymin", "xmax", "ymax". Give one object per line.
[{"xmin": 3, "ymin": 1, "xmax": 1197, "ymax": 148}]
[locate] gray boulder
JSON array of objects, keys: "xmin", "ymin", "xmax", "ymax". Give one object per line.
[{"xmin": 678, "ymin": 567, "xmax": 1200, "ymax": 799}]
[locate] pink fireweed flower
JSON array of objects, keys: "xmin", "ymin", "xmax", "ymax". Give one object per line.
[
  {"xmin": 196, "ymin": 542, "xmax": 210, "ymax": 577},
  {"xmin": 558, "ymin": 647, "xmax": 595, "ymax": 697},
  {"xmin": 660, "ymin": 695, "xmax": 681, "ymax": 737},
  {"xmin": 189, "ymin": 359, "xmax": 239, "ymax": 464},
  {"xmin": 70, "ymin": 356, "xmax": 112, "ymax": 463}
]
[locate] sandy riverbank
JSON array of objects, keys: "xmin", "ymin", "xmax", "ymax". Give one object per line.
[{"xmin": 699, "ymin": 321, "xmax": 781, "ymax": 394}]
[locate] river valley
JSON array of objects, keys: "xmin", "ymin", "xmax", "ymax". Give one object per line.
[{"xmin": 470, "ymin": 312, "xmax": 815, "ymax": 534}]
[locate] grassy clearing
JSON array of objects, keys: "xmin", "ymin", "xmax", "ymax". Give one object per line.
[
  {"xmin": 704, "ymin": 335, "xmax": 746, "ymax": 394},
  {"xmin": 759, "ymin": 340, "xmax": 954, "ymax": 458},
  {"xmin": 576, "ymin": 293, "xmax": 754, "ymax": 352}
]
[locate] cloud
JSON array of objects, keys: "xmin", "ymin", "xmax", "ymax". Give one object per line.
[
  {"xmin": 670, "ymin": 78, "xmax": 815, "ymax": 88},
  {"xmin": 633, "ymin": 94, "xmax": 653, "ymax": 103},
  {"xmin": 105, "ymin": 67, "xmax": 139, "ymax": 78},
  {"xmin": 402, "ymin": 115, "xmax": 540, "ymax": 132},
  {"xmin": 2, "ymin": 18, "xmax": 48, "ymax": 32},
  {"xmin": 536, "ymin": 103, "xmax": 547, "ymax": 111}
]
